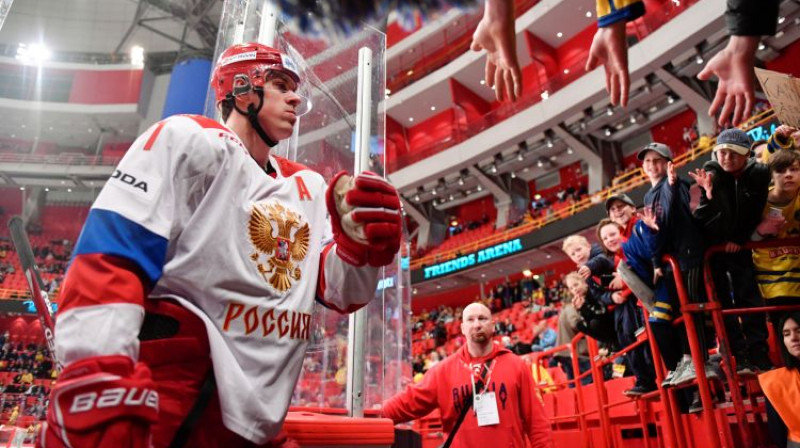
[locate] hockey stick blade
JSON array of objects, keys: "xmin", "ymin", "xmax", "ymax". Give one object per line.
[{"xmin": 8, "ymin": 216, "xmax": 61, "ymax": 371}]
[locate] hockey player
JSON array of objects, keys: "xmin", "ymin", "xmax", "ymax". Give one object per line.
[{"xmin": 40, "ymin": 42, "xmax": 402, "ymax": 448}]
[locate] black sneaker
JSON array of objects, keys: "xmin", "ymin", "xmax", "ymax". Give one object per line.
[
  {"xmin": 688, "ymin": 395, "xmax": 704, "ymax": 414},
  {"xmin": 624, "ymin": 384, "xmax": 656, "ymax": 397},
  {"xmin": 752, "ymin": 355, "xmax": 774, "ymax": 373},
  {"xmin": 736, "ymin": 359, "xmax": 758, "ymax": 377}
]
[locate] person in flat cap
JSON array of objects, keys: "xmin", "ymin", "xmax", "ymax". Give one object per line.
[
  {"xmin": 639, "ymin": 142, "xmax": 715, "ymax": 413},
  {"xmin": 605, "ymin": 193, "xmax": 637, "ymax": 238},
  {"xmin": 692, "ymin": 128, "xmax": 773, "ymax": 375}
]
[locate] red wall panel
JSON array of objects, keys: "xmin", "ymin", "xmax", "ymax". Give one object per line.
[
  {"xmin": 449, "ymin": 79, "xmax": 490, "ymax": 124},
  {"xmin": 766, "ymin": 38, "xmax": 800, "ymax": 78},
  {"xmin": 0, "ymin": 316, "xmax": 44, "ymax": 344},
  {"xmin": 531, "ymin": 161, "xmax": 587, "ymax": 200},
  {"xmin": 412, "ymin": 284, "xmax": 482, "ymax": 313},
  {"xmin": 555, "ymin": 24, "xmax": 597, "ymax": 72},
  {"xmin": 69, "ymin": 70, "xmax": 143, "ymax": 104},
  {"xmin": 455, "ymin": 195, "xmax": 497, "ymax": 223},
  {"xmin": 525, "ymin": 31, "xmax": 558, "ymax": 74},
  {"xmin": 0, "ymin": 188, "xmax": 23, "ymax": 217},
  {"xmin": 649, "ymin": 107, "xmax": 696, "ymax": 156},
  {"xmin": 406, "ymin": 109, "xmax": 455, "ymax": 153},
  {"xmin": 386, "ymin": 116, "xmax": 408, "ymax": 166}
]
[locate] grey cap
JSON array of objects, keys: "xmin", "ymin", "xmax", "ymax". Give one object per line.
[
  {"xmin": 637, "ymin": 142, "xmax": 673, "ymax": 162},
  {"xmin": 605, "ymin": 193, "xmax": 636, "ymax": 212},
  {"xmin": 714, "ymin": 128, "xmax": 753, "ymax": 156}
]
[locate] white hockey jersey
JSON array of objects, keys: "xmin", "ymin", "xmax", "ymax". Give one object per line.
[{"xmin": 54, "ymin": 114, "xmax": 380, "ymax": 443}]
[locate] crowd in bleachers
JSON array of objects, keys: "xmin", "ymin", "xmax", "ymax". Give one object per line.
[
  {"xmin": 412, "ymin": 122, "xmax": 800, "ymax": 437},
  {"xmin": 0, "ymin": 332, "xmax": 54, "ymax": 427},
  {"xmin": 411, "ymin": 278, "xmax": 569, "ymax": 378}
]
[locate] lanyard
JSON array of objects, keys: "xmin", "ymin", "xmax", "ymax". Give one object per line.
[{"xmin": 468, "ymin": 359, "xmax": 496, "ymax": 398}]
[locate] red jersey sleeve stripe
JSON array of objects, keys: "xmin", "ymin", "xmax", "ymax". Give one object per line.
[
  {"xmin": 143, "ymin": 121, "xmax": 167, "ymax": 151},
  {"xmin": 59, "ymin": 253, "xmax": 147, "ymax": 313}
]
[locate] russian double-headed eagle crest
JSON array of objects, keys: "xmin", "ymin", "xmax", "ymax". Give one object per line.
[{"xmin": 248, "ymin": 201, "xmax": 310, "ymax": 293}]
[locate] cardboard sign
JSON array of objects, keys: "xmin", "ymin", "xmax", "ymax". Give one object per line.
[{"xmin": 755, "ymin": 68, "xmax": 800, "ymax": 127}]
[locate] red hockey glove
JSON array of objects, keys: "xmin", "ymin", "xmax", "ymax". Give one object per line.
[
  {"xmin": 326, "ymin": 171, "xmax": 402, "ymax": 267},
  {"xmin": 40, "ymin": 355, "xmax": 158, "ymax": 448}
]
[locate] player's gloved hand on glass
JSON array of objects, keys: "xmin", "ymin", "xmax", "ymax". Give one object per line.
[
  {"xmin": 40, "ymin": 356, "xmax": 158, "ymax": 448},
  {"xmin": 326, "ymin": 171, "xmax": 402, "ymax": 267}
]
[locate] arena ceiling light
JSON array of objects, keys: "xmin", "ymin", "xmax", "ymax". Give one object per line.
[
  {"xmin": 130, "ymin": 45, "xmax": 145, "ymax": 67},
  {"xmin": 15, "ymin": 43, "xmax": 51, "ymax": 65}
]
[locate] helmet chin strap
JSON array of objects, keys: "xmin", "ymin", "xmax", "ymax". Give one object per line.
[{"xmin": 232, "ymin": 89, "xmax": 278, "ymax": 148}]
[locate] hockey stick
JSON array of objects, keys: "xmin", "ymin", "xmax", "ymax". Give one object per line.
[{"xmin": 7, "ymin": 216, "xmax": 61, "ymax": 372}]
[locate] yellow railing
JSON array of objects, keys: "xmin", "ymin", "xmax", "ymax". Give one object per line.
[{"xmin": 409, "ymin": 108, "xmax": 777, "ymax": 270}]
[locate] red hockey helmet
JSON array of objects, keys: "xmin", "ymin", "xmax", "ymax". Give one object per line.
[{"xmin": 210, "ymin": 42, "xmax": 302, "ymax": 103}]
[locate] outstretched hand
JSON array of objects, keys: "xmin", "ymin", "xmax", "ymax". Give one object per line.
[
  {"xmin": 471, "ymin": 0, "xmax": 521, "ymax": 102},
  {"xmin": 688, "ymin": 168, "xmax": 714, "ymax": 200},
  {"xmin": 697, "ymin": 36, "xmax": 759, "ymax": 127},
  {"xmin": 638, "ymin": 207, "xmax": 659, "ymax": 232},
  {"xmin": 586, "ymin": 21, "xmax": 629, "ymax": 107}
]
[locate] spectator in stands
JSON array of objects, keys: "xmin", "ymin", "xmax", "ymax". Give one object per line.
[
  {"xmin": 605, "ymin": 193, "xmax": 637, "ymax": 237},
  {"xmin": 558, "ymin": 273, "xmax": 592, "ymax": 386},
  {"xmin": 511, "ymin": 334, "xmax": 531, "ymax": 355},
  {"xmin": 640, "ymin": 142, "xmax": 715, "ymax": 394},
  {"xmin": 752, "ymin": 149, "xmax": 800, "ymax": 327},
  {"xmin": 530, "ymin": 320, "xmax": 556, "ymax": 353},
  {"xmin": 381, "ymin": 302, "xmax": 554, "ymax": 447},
  {"xmin": 504, "ymin": 317, "xmax": 515, "ymax": 335},
  {"xmin": 693, "ymin": 129, "xmax": 772, "ymax": 374},
  {"xmin": 562, "ymin": 236, "xmax": 616, "ymax": 345},
  {"xmin": 760, "ymin": 125, "xmax": 800, "ymax": 163},
  {"xmin": 759, "ymin": 312, "xmax": 800, "ymax": 448},
  {"xmin": 751, "ymin": 139, "xmax": 769, "ymax": 161},
  {"xmin": 596, "ymin": 219, "xmax": 657, "ymax": 396},
  {"xmin": 494, "ymin": 319, "xmax": 507, "ymax": 335}
]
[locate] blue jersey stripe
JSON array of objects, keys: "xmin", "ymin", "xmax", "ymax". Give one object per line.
[
  {"xmin": 598, "ymin": 2, "xmax": 645, "ymax": 27},
  {"xmin": 73, "ymin": 209, "xmax": 168, "ymax": 285}
]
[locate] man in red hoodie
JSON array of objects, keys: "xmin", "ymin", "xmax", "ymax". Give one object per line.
[{"xmin": 382, "ymin": 303, "xmax": 553, "ymax": 447}]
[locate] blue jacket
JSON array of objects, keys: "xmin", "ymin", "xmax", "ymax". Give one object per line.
[{"xmin": 644, "ymin": 176, "xmax": 705, "ymax": 270}]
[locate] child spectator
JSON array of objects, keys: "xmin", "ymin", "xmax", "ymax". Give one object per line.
[
  {"xmin": 557, "ymin": 273, "xmax": 592, "ymax": 386},
  {"xmin": 752, "ymin": 148, "xmax": 800, "ymax": 327},
  {"xmin": 596, "ymin": 219, "xmax": 656, "ymax": 396},
  {"xmin": 605, "ymin": 193, "xmax": 638, "ymax": 237},
  {"xmin": 641, "ymin": 142, "xmax": 717, "ymax": 412},
  {"xmin": 693, "ymin": 129, "xmax": 772, "ymax": 374},
  {"xmin": 561, "ymin": 236, "xmax": 616, "ymax": 345}
]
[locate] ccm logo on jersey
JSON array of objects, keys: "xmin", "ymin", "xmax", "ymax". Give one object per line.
[
  {"xmin": 70, "ymin": 387, "xmax": 158, "ymax": 413},
  {"xmin": 108, "ymin": 168, "xmax": 161, "ymax": 201}
]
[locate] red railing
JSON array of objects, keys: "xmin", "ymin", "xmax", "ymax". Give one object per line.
[
  {"xmin": 528, "ymin": 239, "xmax": 800, "ymax": 447},
  {"xmin": 387, "ymin": 0, "xmax": 701, "ymax": 174}
]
